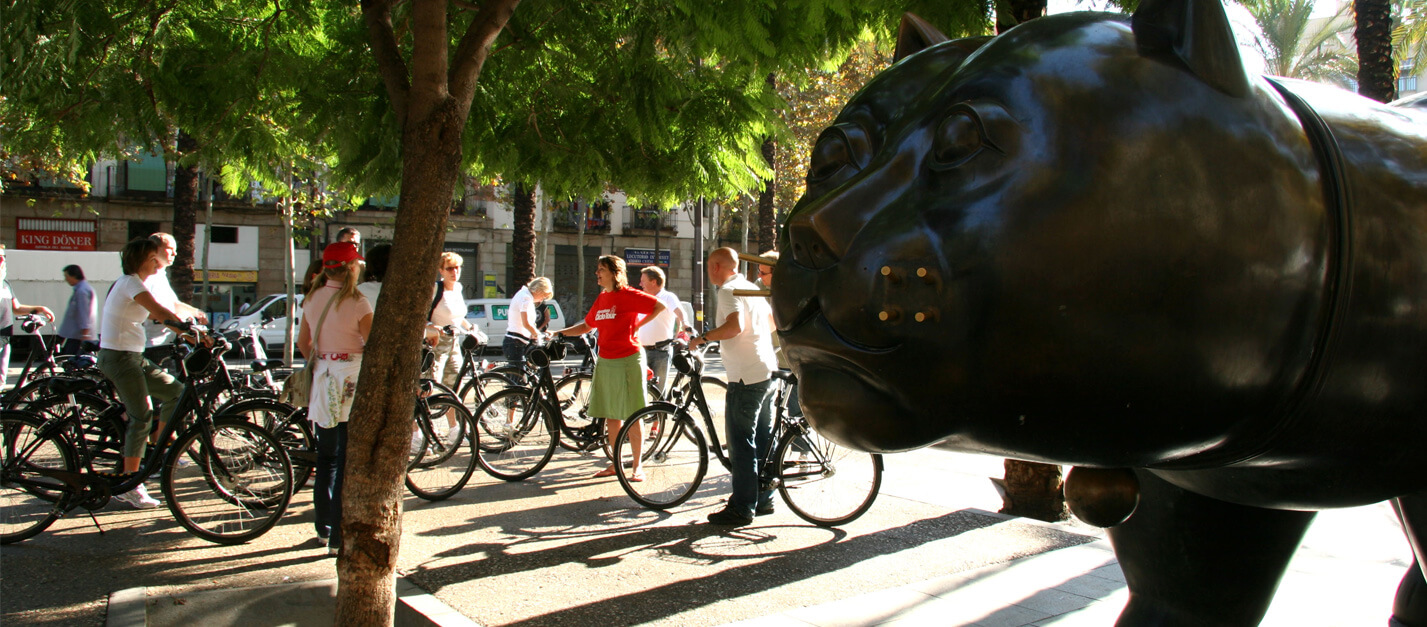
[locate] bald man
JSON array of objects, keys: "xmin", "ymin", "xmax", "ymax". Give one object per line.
[{"xmin": 690, "ymin": 247, "xmax": 778, "ymax": 526}]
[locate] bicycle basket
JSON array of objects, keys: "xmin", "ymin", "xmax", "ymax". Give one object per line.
[
  {"xmin": 184, "ymin": 346, "xmax": 218, "ymax": 376},
  {"xmin": 549, "ymin": 340, "xmax": 568, "ymax": 361},
  {"xmin": 673, "ymin": 351, "xmax": 701, "ymax": 376},
  {"xmin": 527, "ymin": 346, "xmax": 551, "ymax": 369}
]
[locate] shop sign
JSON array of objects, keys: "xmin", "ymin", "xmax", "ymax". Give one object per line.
[
  {"xmin": 16, "ymin": 218, "xmax": 97, "ymax": 251},
  {"xmin": 196, "ymin": 270, "xmax": 259, "ymax": 282},
  {"xmin": 624, "ymin": 248, "xmax": 670, "ymax": 268}
]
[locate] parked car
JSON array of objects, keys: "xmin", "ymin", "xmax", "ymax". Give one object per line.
[
  {"xmin": 222, "ymin": 293, "xmax": 304, "ymax": 354},
  {"xmin": 465, "ymin": 298, "xmax": 566, "ymax": 347}
]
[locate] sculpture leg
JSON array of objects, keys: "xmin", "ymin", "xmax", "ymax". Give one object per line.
[
  {"xmin": 1390, "ymin": 493, "xmax": 1427, "ymax": 626},
  {"xmin": 1107, "ymin": 470, "xmax": 1315, "ymax": 626}
]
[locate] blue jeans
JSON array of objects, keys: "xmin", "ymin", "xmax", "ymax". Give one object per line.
[
  {"xmin": 725, "ymin": 378, "xmax": 775, "ymax": 518},
  {"xmin": 313, "ymin": 422, "xmax": 347, "ymax": 550}
]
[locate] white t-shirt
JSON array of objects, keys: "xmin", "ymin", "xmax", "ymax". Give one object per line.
[
  {"xmin": 142, "ymin": 272, "xmax": 182, "ymax": 346},
  {"xmin": 430, "ymin": 282, "xmax": 468, "ymax": 327},
  {"xmin": 101, "ymin": 275, "xmax": 154, "ymax": 352},
  {"xmin": 713, "ymin": 273, "xmax": 777, "ymax": 385},
  {"xmin": 357, "ymin": 281, "xmax": 382, "ymax": 308},
  {"xmin": 637, "ymin": 288, "xmax": 682, "ymax": 346},
  {"xmin": 507, "ymin": 286, "xmax": 537, "ymax": 340}
]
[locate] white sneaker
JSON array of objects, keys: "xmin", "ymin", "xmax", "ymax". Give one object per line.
[
  {"xmin": 114, "ymin": 484, "xmax": 161, "ymax": 509},
  {"xmin": 445, "ymin": 426, "xmax": 464, "ymax": 447},
  {"xmin": 409, "ymin": 432, "xmax": 427, "ymax": 455}
]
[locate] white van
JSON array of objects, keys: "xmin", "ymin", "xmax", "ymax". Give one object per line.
[
  {"xmin": 465, "ymin": 298, "xmax": 565, "ymax": 346},
  {"xmin": 222, "ymin": 293, "xmax": 303, "ymax": 353}
]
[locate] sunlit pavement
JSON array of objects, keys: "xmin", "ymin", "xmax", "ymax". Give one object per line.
[{"xmin": 2, "ymin": 361, "xmax": 1417, "ymax": 626}]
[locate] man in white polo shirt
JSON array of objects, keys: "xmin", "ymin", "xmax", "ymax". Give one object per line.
[
  {"xmin": 689, "ymin": 247, "xmax": 778, "ymax": 526},
  {"xmin": 637, "ymin": 266, "xmax": 688, "ymax": 395}
]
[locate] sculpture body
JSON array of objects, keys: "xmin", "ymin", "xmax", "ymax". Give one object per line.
[{"xmin": 772, "ymin": 0, "xmax": 1427, "ymax": 623}]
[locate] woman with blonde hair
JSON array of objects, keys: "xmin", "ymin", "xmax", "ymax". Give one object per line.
[
  {"xmin": 297, "ymin": 242, "xmax": 373, "ymax": 556},
  {"xmin": 554, "ymin": 255, "xmax": 665, "ymax": 479}
]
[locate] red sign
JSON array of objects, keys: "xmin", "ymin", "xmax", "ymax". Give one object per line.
[
  {"xmin": 17, "ymin": 230, "xmax": 97, "ymax": 250},
  {"xmin": 16, "ymin": 218, "xmax": 98, "ymax": 251}
]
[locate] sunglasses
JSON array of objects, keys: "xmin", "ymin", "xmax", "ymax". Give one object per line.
[{"xmin": 443, "ymin": 266, "xmax": 461, "ymax": 271}]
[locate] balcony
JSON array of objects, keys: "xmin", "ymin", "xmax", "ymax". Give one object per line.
[
  {"xmin": 623, "ymin": 209, "xmax": 677, "ymax": 235},
  {"xmin": 552, "ymin": 207, "xmax": 612, "ymax": 234}
]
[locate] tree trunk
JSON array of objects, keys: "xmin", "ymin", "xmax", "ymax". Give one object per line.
[
  {"xmin": 171, "ymin": 130, "xmax": 200, "ymax": 305},
  {"xmin": 335, "ymin": 98, "xmax": 465, "ymax": 625},
  {"xmin": 757, "ymin": 74, "xmax": 777, "ymax": 254},
  {"xmin": 996, "ymin": 460, "xmax": 1069, "ymax": 522},
  {"xmin": 511, "ymin": 182, "xmax": 537, "ymax": 288},
  {"xmin": 993, "ymin": 0, "xmax": 1065, "ymax": 524},
  {"xmin": 997, "ymin": 0, "xmax": 1046, "ymax": 33},
  {"xmin": 1355, "ymin": 0, "xmax": 1397, "ymax": 103}
]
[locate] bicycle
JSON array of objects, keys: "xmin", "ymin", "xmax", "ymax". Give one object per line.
[
  {"xmin": 1, "ymin": 314, "xmax": 108, "ymax": 411},
  {"xmin": 472, "ymin": 336, "xmax": 610, "ymax": 481},
  {"xmin": 0, "ymin": 321, "xmax": 294, "ymax": 544},
  {"xmin": 612, "ymin": 346, "xmax": 884, "ymax": 527}
]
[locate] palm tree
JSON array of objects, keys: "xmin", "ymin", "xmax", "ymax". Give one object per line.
[
  {"xmin": 1357, "ymin": 0, "xmax": 1397, "ymax": 101},
  {"xmin": 1239, "ymin": 0, "xmax": 1358, "ymax": 88}
]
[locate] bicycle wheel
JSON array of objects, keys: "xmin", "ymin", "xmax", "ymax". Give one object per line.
[
  {"xmin": 458, "ymin": 372, "xmax": 516, "ymax": 414},
  {"xmin": 473, "ymin": 388, "xmax": 556, "ymax": 481},
  {"xmin": 775, "ymin": 425, "xmax": 883, "ymax": 527},
  {"xmin": 161, "ymin": 418, "xmax": 293, "ymax": 544},
  {"xmin": 0, "ymin": 411, "xmax": 77, "ymax": 544},
  {"xmin": 216, "ymin": 398, "xmax": 314, "ymax": 491},
  {"xmin": 551, "ymin": 372, "xmax": 606, "ymax": 453},
  {"xmin": 406, "ymin": 396, "xmax": 478, "ymax": 501},
  {"xmin": 698, "ymin": 376, "xmax": 729, "ymax": 454},
  {"xmin": 615, "ymin": 406, "xmax": 706, "ymax": 509}
]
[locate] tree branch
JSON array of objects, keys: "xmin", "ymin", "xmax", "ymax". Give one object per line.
[
  {"xmin": 449, "ymin": 0, "xmax": 521, "ymax": 105},
  {"xmin": 407, "ymin": 0, "xmax": 453, "ymax": 120},
  {"xmin": 361, "ymin": 0, "xmax": 411, "ymax": 121}
]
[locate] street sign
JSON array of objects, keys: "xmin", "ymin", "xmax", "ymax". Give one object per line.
[{"xmin": 624, "ymin": 248, "xmax": 670, "ymax": 268}]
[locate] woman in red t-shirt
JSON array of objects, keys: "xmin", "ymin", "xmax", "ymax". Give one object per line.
[{"xmin": 555, "ymin": 255, "xmax": 666, "ymax": 479}]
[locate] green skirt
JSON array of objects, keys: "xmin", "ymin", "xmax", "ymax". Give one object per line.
[{"xmin": 587, "ymin": 352, "xmax": 648, "ymax": 421}]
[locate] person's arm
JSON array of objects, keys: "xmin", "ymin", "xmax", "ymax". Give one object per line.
[
  {"xmin": 174, "ymin": 300, "xmax": 208, "ymax": 324},
  {"xmin": 10, "ymin": 298, "xmax": 55, "ymax": 322},
  {"xmin": 674, "ymin": 303, "xmax": 689, "ymax": 332},
  {"xmin": 633, "ymin": 301, "xmax": 667, "ymax": 333},
  {"xmin": 77, "ymin": 287, "xmax": 94, "ymax": 339},
  {"xmin": 517, "ymin": 305, "xmax": 540, "ymax": 339},
  {"xmin": 690, "ymin": 311, "xmax": 743, "ymax": 347},
  {"xmin": 132, "ymin": 291, "xmax": 183, "ymax": 334},
  {"xmin": 358, "ymin": 313, "xmax": 374, "ymax": 343},
  {"xmin": 556, "ymin": 321, "xmax": 592, "ymax": 337}
]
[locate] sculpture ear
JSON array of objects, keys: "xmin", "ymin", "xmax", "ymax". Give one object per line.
[
  {"xmin": 1132, "ymin": 0, "xmax": 1251, "ymax": 97},
  {"xmin": 894, "ymin": 13, "xmax": 950, "ymax": 63}
]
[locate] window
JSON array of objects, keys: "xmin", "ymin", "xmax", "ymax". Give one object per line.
[
  {"xmin": 128, "ymin": 221, "xmax": 161, "ymax": 242},
  {"xmin": 1400, "ymin": 75, "xmax": 1418, "ymax": 93},
  {"xmin": 467, "ymin": 307, "xmax": 486, "ymax": 319},
  {"xmin": 210, "ymin": 226, "xmax": 238, "ymax": 244}
]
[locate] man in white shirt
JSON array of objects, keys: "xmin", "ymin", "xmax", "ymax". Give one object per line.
[
  {"xmin": 689, "ymin": 247, "xmax": 778, "ymax": 526},
  {"xmin": 504, "ymin": 277, "xmax": 553, "ymax": 368},
  {"xmin": 637, "ymin": 266, "xmax": 688, "ymax": 394},
  {"xmin": 143, "ymin": 233, "xmax": 208, "ymax": 348}
]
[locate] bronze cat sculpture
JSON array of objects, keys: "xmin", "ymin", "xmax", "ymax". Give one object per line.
[{"xmin": 770, "ymin": 0, "xmax": 1427, "ymax": 623}]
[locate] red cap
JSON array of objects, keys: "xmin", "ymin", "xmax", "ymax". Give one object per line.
[{"xmin": 322, "ymin": 242, "xmax": 364, "ymax": 268}]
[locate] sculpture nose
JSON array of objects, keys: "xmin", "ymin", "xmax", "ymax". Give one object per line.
[{"xmin": 787, "ymin": 213, "xmax": 841, "ymax": 270}]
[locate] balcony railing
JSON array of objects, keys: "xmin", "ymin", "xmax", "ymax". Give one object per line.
[
  {"xmin": 552, "ymin": 207, "xmax": 612, "ymax": 233},
  {"xmin": 624, "ymin": 209, "xmax": 676, "ymax": 234}
]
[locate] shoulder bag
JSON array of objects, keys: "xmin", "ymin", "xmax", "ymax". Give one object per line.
[{"xmin": 280, "ymin": 292, "xmax": 338, "ymax": 407}]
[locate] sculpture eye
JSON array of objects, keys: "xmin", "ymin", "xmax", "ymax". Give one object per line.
[
  {"xmin": 932, "ymin": 111, "xmax": 986, "ymax": 168},
  {"xmin": 807, "ymin": 132, "xmax": 852, "ymax": 183}
]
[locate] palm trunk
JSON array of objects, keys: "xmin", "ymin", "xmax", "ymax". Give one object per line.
[
  {"xmin": 757, "ymin": 74, "xmax": 777, "ymax": 253},
  {"xmin": 171, "ymin": 130, "xmax": 200, "ymax": 305},
  {"xmin": 1355, "ymin": 0, "xmax": 1397, "ymax": 103},
  {"xmin": 511, "ymin": 182, "xmax": 537, "ymax": 288}
]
